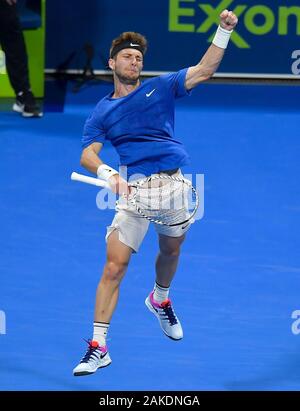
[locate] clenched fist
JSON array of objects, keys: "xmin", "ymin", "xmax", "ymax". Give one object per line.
[
  {"xmin": 109, "ymin": 174, "xmax": 131, "ymax": 196},
  {"xmin": 220, "ymin": 9, "xmax": 238, "ymax": 31}
]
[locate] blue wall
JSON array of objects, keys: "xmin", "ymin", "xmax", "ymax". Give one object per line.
[{"xmin": 46, "ymin": 0, "xmax": 300, "ymax": 75}]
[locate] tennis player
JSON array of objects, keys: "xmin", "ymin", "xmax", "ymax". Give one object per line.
[{"xmin": 73, "ymin": 10, "xmax": 238, "ymax": 376}]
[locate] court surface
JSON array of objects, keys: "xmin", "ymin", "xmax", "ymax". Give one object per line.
[{"xmin": 0, "ymin": 80, "xmax": 299, "ymax": 390}]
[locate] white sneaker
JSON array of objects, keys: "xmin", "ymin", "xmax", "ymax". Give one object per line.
[
  {"xmin": 73, "ymin": 340, "xmax": 112, "ymax": 376},
  {"xmin": 145, "ymin": 291, "xmax": 183, "ymax": 340}
]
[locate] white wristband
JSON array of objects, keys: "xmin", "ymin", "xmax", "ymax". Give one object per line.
[
  {"xmin": 212, "ymin": 25, "xmax": 233, "ymax": 49},
  {"xmin": 97, "ymin": 164, "xmax": 118, "ymax": 181}
]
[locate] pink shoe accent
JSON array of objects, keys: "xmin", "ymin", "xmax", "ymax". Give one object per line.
[
  {"xmin": 99, "ymin": 345, "xmax": 108, "ymax": 353},
  {"xmin": 89, "ymin": 340, "xmax": 107, "ymax": 353},
  {"xmin": 149, "ymin": 291, "xmax": 172, "ymax": 308}
]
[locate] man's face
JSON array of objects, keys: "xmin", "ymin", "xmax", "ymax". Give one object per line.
[{"xmin": 109, "ymin": 48, "xmax": 143, "ymax": 85}]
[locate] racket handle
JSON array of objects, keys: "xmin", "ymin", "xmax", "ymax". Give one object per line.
[{"xmin": 71, "ymin": 172, "xmax": 110, "ymax": 188}]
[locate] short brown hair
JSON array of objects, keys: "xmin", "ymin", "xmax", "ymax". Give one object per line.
[{"xmin": 110, "ymin": 32, "xmax": 148, "ymax": 58}]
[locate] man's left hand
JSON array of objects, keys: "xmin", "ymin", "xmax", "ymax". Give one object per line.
[{"xmin": 220, "ymin": 10, "xmax": 238, "ymax": 31}]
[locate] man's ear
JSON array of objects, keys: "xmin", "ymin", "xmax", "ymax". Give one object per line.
[{"xmin": 108, "ymin": 58, "xmax": 115, "ymax": 71}]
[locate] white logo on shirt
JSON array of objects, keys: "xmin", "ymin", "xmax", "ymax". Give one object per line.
[{"xmin": 146, "ymin": 88, "xmax": 156, "ymax": 98}]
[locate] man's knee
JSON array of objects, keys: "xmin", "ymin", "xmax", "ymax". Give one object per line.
[
  {"xmin": 159, "ymin": 234, "xmax": 185, "ymax": 257},
  {"xmin": 103, "ymin": 259, "xmax": 128, "ymax": 283}
]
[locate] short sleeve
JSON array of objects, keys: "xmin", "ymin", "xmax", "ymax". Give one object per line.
[
  {"xmin": 81, "ymin": 106, "xmax": 106, "ymax": 149},
  {"xmin": 160, "ymin": 68, "xmax": 192, "ymax": 99}
]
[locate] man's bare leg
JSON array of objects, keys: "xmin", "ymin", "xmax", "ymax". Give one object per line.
[
  {"xmin": 94, "ymin": 229, "xmax": 133, "ymax": 322},
  {"xmin": 144, "ymin": 233, "xmax": 185, "ymax": 341},
  {"xmin": 155, "ymin": 233, "xmax": 185, "ymax": 288},
  {"xmin": 73, "ymin": 230, "xmax": 133, "ymax": 376}
]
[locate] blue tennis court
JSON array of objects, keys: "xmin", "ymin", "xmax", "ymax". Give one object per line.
[{"xmin": 0, "ymin": 81, "xmax": 299, "ymax": 390}]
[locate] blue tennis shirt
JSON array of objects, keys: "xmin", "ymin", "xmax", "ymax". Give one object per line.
[{"xmin": 82, "ymin": 68, "xmax": 191, "ymax": 179}]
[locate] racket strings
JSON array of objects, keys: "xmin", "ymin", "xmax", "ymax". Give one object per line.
[
  {"xmin": 130, "ymin": 176, "xmax": 197, "ymax": 226},
  {"xmin": 135, "ymin": 180, "xmax": 185, "ymax": 209}
]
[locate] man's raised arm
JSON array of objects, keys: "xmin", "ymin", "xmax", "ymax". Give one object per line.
[{"xmin": 185, "ymin": 10, "xmax": 238, "ymax": 90}]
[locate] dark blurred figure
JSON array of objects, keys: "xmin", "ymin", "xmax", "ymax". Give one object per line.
[{"xmin": 0, "ymin": 0, "xmax": 42, "ymax": 117}]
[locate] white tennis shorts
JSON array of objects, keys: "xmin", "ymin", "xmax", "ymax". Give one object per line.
[{"xmin": 105, "ymin": 169, "xmax": 193, "ymax": 252}]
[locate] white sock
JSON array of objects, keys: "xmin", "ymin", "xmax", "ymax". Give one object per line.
[
  {"xmin": 93, "ymin": 321, "xmax": 109, "ymax": 347},
  {"xmin": 153, "ymin": 282, "xmax": 170, "ymax": 303}
]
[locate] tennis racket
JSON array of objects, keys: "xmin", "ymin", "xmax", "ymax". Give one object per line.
[{"xmin": 71, "ymin": 172, "xmax": 199, "ymax": 227}]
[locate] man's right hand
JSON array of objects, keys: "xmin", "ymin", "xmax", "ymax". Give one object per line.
[
  {"xmin": 5, "ymin": 0, "xmax": 17, "ymax": 5},
  {"xmin": 109, "ymin": 174, "xmax": 131, "ymax": 196}
]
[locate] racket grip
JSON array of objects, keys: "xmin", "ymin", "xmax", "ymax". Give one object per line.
[{"xmin": 71, "ymin": 172, "xmax": 110, "ymax": 188}]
